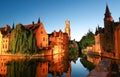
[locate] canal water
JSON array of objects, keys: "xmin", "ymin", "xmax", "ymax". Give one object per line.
[
  {"xmin": 0, "ymin": 53, "xmax": 92, "ymax": 77},
  {"xmin": 1, "ymin": 54, "xmax": 120, "ymax": 77}
]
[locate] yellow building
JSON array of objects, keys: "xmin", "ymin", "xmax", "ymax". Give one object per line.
[
  {"xmin": 0, "ymin": 57, "xmax": 8, "ymax": 76},
  {"xmin": 0, "ymin": 25, "xmax": 11, "ymax": 55}
]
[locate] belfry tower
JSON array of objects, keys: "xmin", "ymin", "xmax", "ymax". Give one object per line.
[{"xmin": 65, "ymin": 20, "xmax": 71, "ymax": 40}]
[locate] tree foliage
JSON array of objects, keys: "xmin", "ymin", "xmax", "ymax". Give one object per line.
[
  {"xmin": 69, "ymin": 47, "xmax": 77, "ymax": 55},
  {"xmin": 80, "ymin": 58, "xmax": 94, "ymax": 71},
  {"xmin": 10, "ymin": 24, "xmax": 38, "ymax": 54},
  {"xmin": 79, "ymin": 30, "xmax": 95, "ymax": 49}
]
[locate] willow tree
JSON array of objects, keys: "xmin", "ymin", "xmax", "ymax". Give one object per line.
[{"xmin": 10, "ymin": 24, "xmax": 38, "ymax": 54}]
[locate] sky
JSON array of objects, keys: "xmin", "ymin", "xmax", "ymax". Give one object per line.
[{"xmin": 0, "ymin": 0, "xmax": 120, "ymax": 41}]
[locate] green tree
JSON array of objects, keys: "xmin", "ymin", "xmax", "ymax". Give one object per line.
[
  {"xmin": 10, "ymin": 24, "xmax": 38, "ymax": 54},
  {"xmin": 80, "ymin": 58, "xmax": 94, "ymax": 71},
  {"xmin": 79, "ymin": 30, "xmax": 95, "ymax": 49}
]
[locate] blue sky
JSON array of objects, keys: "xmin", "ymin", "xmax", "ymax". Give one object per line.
[{"xmin": 0, "ymin": 0, "xmax": 120, "ymax": 41}]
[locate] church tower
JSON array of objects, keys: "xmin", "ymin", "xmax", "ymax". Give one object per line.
[
  {"xmin": 104, "ymin": 4, "xmax": 114, "ymax": 52},
  {"xmin": 65, "ymin": 20, "xmax": 71, "ymax": 40}
]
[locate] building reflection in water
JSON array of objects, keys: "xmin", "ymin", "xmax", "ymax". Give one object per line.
[
  {"xmin": 0, "ymin": 56, "xmax": 25, "ymax": 77},
  {"xmin": 87, "ymin": 55, "xmax": 120, "ymax": 77},
  {"xmin": 36, "ymin": 62, "xmax": 48, "ymax": 77},
  {"xmin": 87, "ymin": 55, "xmax": 101, "ymax": 66},
  {"xmin": 0, "ymin": 45, "xmax": 71, "ymax": 77},
  {"xmin": 0, "ymin": 57, "xmax": 7, "ymax": 77}
]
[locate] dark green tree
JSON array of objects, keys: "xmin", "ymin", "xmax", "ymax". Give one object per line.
[{"xmin": 79, "ymin": 30, "xmax": 95, "ymax": 49}]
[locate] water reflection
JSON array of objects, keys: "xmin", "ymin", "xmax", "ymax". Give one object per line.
[
  {"xmin": 2, "ymin": 54, "xmax": 120, "ymax": 77},
  {"xmin": 0, "ymin": 52, "xmax": 72, "ymax": 77},
  {"xmin": 87, "ymin": 55, "xmax": 120, "ymax": 77},
  {"xmin": 87, "ymin": 55, "xmax": 101, "ymax": 66},
  {"xmin": 0, "ymin": 57, "xmax": 7, "ymax": 77},
  {"xmin": 0, "ymin": 48, "xmax": 96, "ymax": 77}
]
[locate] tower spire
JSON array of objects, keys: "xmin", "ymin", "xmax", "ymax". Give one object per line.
[
  {"xmin": 105, "ymin": 4, "xmax": 111, "ymax": 18},
  {"xmin": 104, "ymin": 4, "xmax": 113, "ymax": 21}
]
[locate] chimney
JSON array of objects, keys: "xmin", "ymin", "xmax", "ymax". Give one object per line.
[{"xmin": 32, "ymin": 21, "xmax": 34, "ymax": 25}]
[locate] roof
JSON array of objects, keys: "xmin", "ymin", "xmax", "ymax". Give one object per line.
[
  {"xmin": 114, "ymin": 22, "xmax": 120, "ymax": 27},
  {"xmin": 25, "ymin": 24, "xmax": 36, "ymax": 29},
  {"xmin": 0, "ymin": 25, "xmax": 11, "ymax": 35},
  {"xmin": 105, "ymin": 4, "xmax": 112, "ymax": 18},
  {"xmin": 25, "ymin": 23, "xmax": 40, "ymax": 32}
]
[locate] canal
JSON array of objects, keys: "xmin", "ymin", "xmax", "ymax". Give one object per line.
[
  {"xmin": 1, "ymin": 51, "xmax": 120, "ymax": 77},
  {"xmin": 0, "ymin": 52, "xmax": 93, "ymax": 77}
]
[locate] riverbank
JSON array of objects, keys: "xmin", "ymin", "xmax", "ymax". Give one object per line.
[
  {"xmin": 86, "ymin": 51, "xmax": 120, "ymax": 60},
  {"xmin": 0, "ymin": 53, "xmax": 45, "ymax": 61},
  {"xmin": 0, "ymin": 53, "xmax": 44, "ymax": 57}
]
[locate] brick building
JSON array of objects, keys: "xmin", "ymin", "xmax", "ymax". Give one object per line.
[
  {"xmin": 49, "ymin": 20, "xmax": 70, "ymax": 54},
  {"xmin": 94, "ymin": 5, "xmax": 120, "ymax": 58},
  {"xmin": 0, "ymin": 18, "xmax": 70, "ymax": 54},
  {"xmin": 25, "ymin": 18, "xmax": 48, "ymax": 49}
]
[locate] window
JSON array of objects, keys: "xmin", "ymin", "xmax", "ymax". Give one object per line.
[
  {"xmin": 3, "ymin": 44, "xmax": 4, "ymax": 48},
  {"xmin": 43, "ymin": 69, "xmax": 44, "ymax": 72},
  {"xmin": 5, "ymin": 45, "xmax": 7, "ymax": 49},
  {"xmin": 43, "ymin": 37, "xmax": 45, "ymax": 41},
  {"xmin": 41, "ymin": 31, "xmax": 43, "ymax": 34},
  {"xmin": 40, "ymin": 43, "xmax": 42, "ymax": 47}
]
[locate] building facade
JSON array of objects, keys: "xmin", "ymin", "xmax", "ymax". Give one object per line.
[
  {"xmin": 49, "ymin": 30, "xmax": 68, "ymax": 54},
  {"xmin": 94, "ymin": 5, "xmax": 120, "ymax": 58},
  {"xmin": 35, "ymin": 21, "xmax": 48, "ymax": 49},
  {"xmin": 25, "ymin": 18, "xmax": 48, "ymax": 49},
  {"xmin": 49, "ymin": 20, "xmax": 70, "ymax": 54},
  {"xmin": 0, "ymin": 25, "xmax": 11, "ymax": 54},
  {"xmin": 0, "ymin": 19, "xmax": 70, "ymax": 54},
  {"xmin": 0, "ymin": 57, "xmax": 8, "ymax": 76},
  {"xmin": 36, "ymin": 62, "xmax": 48, "ymax": 77}
]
